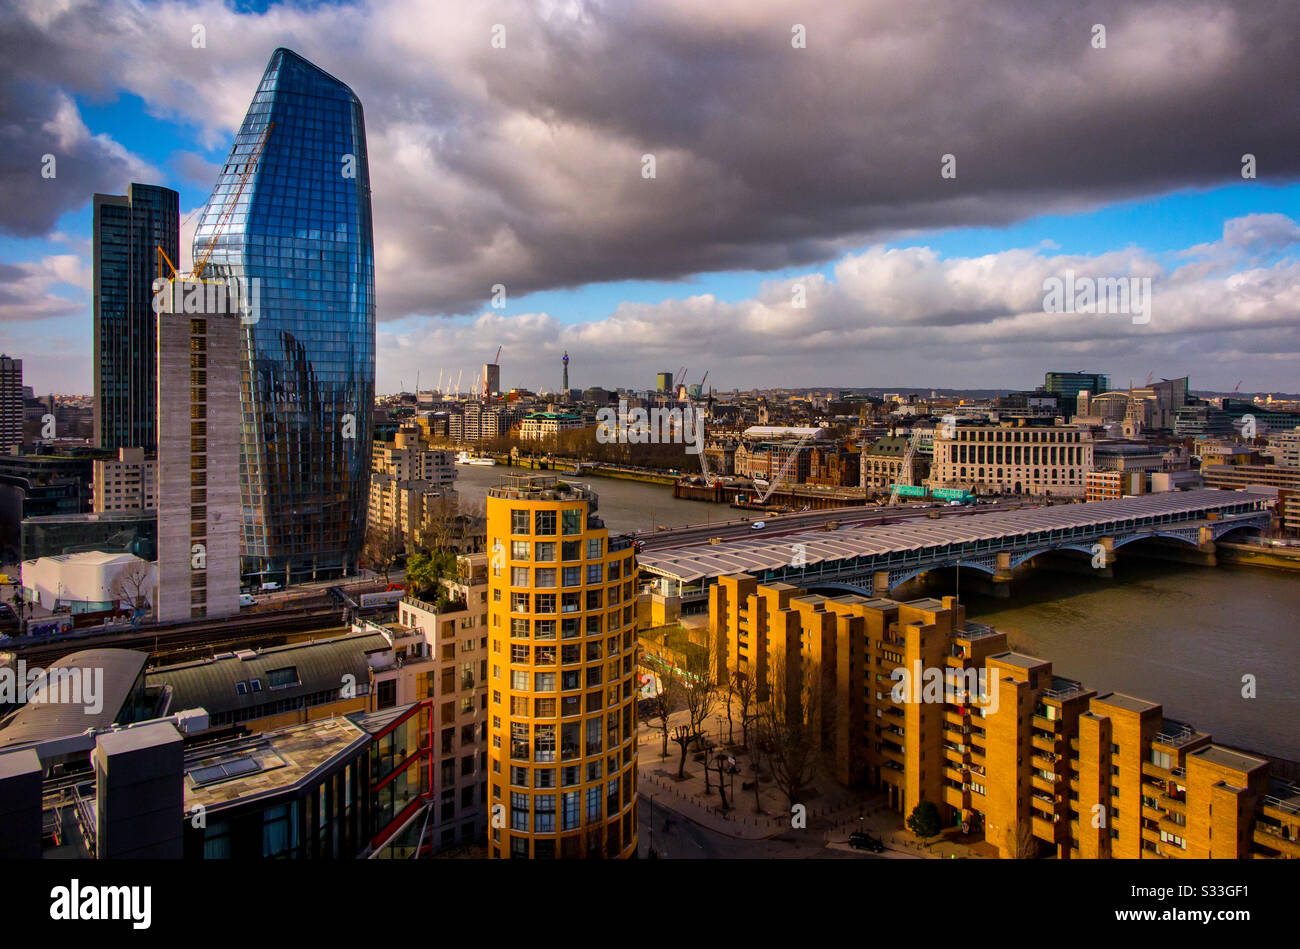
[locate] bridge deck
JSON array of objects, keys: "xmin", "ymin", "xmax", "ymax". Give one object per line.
[{"xmin": 639, "ymin": 489, "xmax": 1269, "ymax": 584}]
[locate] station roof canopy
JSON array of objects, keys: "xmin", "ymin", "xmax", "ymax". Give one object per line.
[{"xmin": 638, "ymin": 489, "xmax": 1268, "ymax": 584}]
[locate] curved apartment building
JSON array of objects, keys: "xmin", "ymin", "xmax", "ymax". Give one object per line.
[{"xmin": 486, "ymin": 476, "xmax": 639, "ymax": 858}]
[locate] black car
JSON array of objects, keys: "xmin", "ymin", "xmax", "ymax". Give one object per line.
[{"xmin": 848, "ymin": 831, "xmax": 885, "ymax": 853}]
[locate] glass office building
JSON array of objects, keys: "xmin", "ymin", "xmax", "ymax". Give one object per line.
[
  {"xmin": 194, "ymin": 48, "xmax": 375, "ymax": 584},
  {"xmin": 93, "ymin": 183, "xmax": 179, "ymax": 451}
]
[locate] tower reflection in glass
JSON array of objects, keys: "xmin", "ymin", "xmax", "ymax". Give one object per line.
[{"xmin": 194, "ymin": 48, "xmax": 375, "ymax": 584}]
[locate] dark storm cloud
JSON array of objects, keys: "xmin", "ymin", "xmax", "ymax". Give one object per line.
[{"xmin": 0, "ymin": 0, "xmax": 1296, "ymax": 321}]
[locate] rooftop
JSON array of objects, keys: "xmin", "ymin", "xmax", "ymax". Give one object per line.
[
  {"xmin": 183, "ymin": 716, "xmax": 368, "ymax": 812},
  {"xmin": 1189, "ymin": 744, "xmax": 1268, "ymax": 775}
]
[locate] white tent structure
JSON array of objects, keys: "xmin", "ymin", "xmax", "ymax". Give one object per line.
[{"xmin": 20, "ymin": 551, "xmax": 155, "ymax": 614}]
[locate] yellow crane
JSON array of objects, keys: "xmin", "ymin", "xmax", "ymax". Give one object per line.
[{"xmin": 157, "ymin": 121, "xmax": 274, "ymax": 282}]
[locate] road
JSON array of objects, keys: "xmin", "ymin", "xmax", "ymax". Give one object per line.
[{"xmin": 636, "ymin": 792, "xmax": 894, "ymax": 860}]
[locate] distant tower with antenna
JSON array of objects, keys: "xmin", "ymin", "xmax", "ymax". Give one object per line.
[{"xmin": 561, "ymin": 351, "xmax": 569, "ymax": 402}]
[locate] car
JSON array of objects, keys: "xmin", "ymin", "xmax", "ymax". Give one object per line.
[
  {"xmin": 848, "ymin": 831, "xmax": 885, "ymax": 853},
  {"xmin": 751, "ymin": 521, "xmax": 766, "ymax": 530},
  {"xmin": 260, "ymin": 581, "xmax": 282, "ymax": 592}
]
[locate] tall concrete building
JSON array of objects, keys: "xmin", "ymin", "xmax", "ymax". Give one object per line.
[
  {"xmin": 656, "ymin": 371, "xmax": 673, "ymax": 395},
  {"xmin": 194, "ymin": 48, "xmax": 375, "ymax": 585},
  {"xmin": 485, "ymin": 476, "xmax": 639, "ymax": 858},
  {"xmin": 483, "ymin": 362, "xmax": 500, "ymax": 399},
  {"xmin": 154, "ymin": 288, "xmax": 240, "ymax": 622},
  {"xmin": 93, "ymin": 183, "xmax": 179, "ymax": 451},
  {"xmin": 0, "ymin": 354, "xmax": 22, "ymax": 453}
]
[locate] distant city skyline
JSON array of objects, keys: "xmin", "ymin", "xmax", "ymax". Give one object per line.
[{"xmin": 1, "ymin": 0, "xmax": 1297, "ymax": 393}]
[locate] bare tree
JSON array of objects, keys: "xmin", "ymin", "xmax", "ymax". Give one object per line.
[
  {"xmin": 731, "ymin": 670, "xmax": 758, "ymax": 750},
  {"xmin": 111, "ymin": 562, "xmax": 153, "ymax": 614},
  {"xmin": 756, "ymin": 660, "xmax": 827, "ymax": 810},
  {"xmin": 644, "ymin": 673, "xmax": 681, "ymax": 759},
  {"xmin": 417, "ymin": 494, "xmax": 460, "ymax": 552},
  {"xmin": 1005, "ymin": 820, "xmax": 1039, "ymax": 859},
  {"xmin": 363, "ymin": 524, "xmax": 403, "ymax": 583}
]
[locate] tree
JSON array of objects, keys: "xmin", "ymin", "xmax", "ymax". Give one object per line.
[
  {"xmin": 672, "ymin": 643, "xmax": 719, "ymax": 778},
  {"xmin": 405, "ymin": 549, "xmax": 456, "ymax": 600},
  {"xmin": 363, "ymin": 524, "xmax": 403, "ymax": 583},
  {"xmin": 731, "ymin": 670, "xmax": 758, "ymax": 750},
  {"xmin": 110, "ymin": 561, "xmax": 152, "ymax": 614},
  {"xmin": 756, "ymin": 660, "xmax": 825, "ymax": 810},
  {"xmin": 417, "ymin": 494, "xmax": 460, "ymax": 552},
  {"xmin": 644, "ymin": 673, "xmax": 681, "ymax": 759},
  {"xmin": 906, "ymin": 800, "xmax": 943, "ymax": 842},
  {"xmin": 1005, "ymin": 821, "xmax": 1039, "ymax": 859}
]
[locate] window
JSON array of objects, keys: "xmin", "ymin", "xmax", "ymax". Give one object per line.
[
  {"xmin": 511, "ymin": 792, "xmax": 529, "ymax": 830},
  {"xmin": 535, "ymin": 542, "xmax": 555, "ymax": 562},
  {"xmin": 535, "ymin": 620, "xmax": 556, "ymax": 640},
  {"xmin": 586, "ymin": 563, "xmax": 603, "ymax": 584},
  {"xmin": 534, "ymin": 672, "xmax": 556, "ymax": 692},
  {"xmin": 511, "ymin": 592, "xmax": 529, "ymax": 612},
  {"xmin": 535, "ymin": 568, "xmax": 557, "ymax": 588},
  {"xmin": 535, "ymin": 510, "xmax": 556, "ymax": 535},
  {"xmin": 562, "ymin": 541, "xmax": 581, "ymax": 561},
  {"xmin": 534, "ymin": 794, "xmax": 555, "ymax": 832},
  {"xmin": 563, "ymin": 567, "xmax": 582, "ymax": 587},
  {"xmin": 511, "ymin": 540, "xmax": 529, "ymax": 561},
  {"xmin": 535, "ymin": 594, "xmax": 556, "ymax": 614},
  {"xmin": 586, "ymin": 785, "xmax": 601, "ymax": 820},
  {"xmin": 511, "ymin": 618, "xmax": 529, "ymax": 637},
  {"xmin": 511, "ymin": 566, "xmax": 529, "ymax": 587},
  {"xmin": 562, "ymin": 791, "xmax": 580, "ymax": 830},
  {"xmin": 586, "ymin": 537, "xmax": 602, "ymax": 559},
  {"xmin": 562, "ymin": 509, "xmax": 581, "ymax": 535},
  {"xmin": 511, "ymin": 510, "xmax": 529, "ymax": 534}
]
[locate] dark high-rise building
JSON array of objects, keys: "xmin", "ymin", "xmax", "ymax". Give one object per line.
[
  {"xmin": 93, "ymin": 184, "xmax": 180, "ymax": 451},
  {"xmin": 1044, "ymin": 371, "xmax": 1110, "ymax": 400},
  {"xmin": 194, "ymin": 48, "xmax": 375, "ymax": 584},
  {"xmin": 0, "ymin": 354, "xmax": 22, "ymax": 453}
]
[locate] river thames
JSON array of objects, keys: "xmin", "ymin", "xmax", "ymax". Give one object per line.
[{"xmin": 453, "ymin": 464, "xmax": 1300, "ymax": 760}]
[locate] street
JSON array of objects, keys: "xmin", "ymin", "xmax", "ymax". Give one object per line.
[{"xmin": 636, "ymin": 791, "xmax": 897, "ymax": 860}]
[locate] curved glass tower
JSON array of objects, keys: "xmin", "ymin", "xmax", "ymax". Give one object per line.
[{"xmin": 194, "ymin": 48, "xmax": 375, "ymax": 584}]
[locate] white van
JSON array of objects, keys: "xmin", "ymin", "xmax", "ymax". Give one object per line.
[
  {"xmin": 260, "ymin": 582, "xmax": 282, "ymax": 592},
  {"xmin": 239, "ymin": 593, "xmax": 256, "ymax": 607}
]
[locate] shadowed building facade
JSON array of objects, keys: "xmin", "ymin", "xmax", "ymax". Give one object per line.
[
  {"xmin": 93, "ymin": 183, "xmax": 179, "ymax": 451},
  {"xmin": 194, "ymin": 48, "xmax": 375, "ymax": 584}
]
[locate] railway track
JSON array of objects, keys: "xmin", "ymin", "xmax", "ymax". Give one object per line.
[{"xmin": 7, "ymin": 607, "xmax": 353, "ymax": 667}]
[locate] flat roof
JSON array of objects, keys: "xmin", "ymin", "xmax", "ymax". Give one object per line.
[
  {"xmin": 184, "ymin": 716, "xmax": 369, "ymax": 812},
  {"xmin": 1093, "ymin": 691, "xmax": 1160, "ymax": 714},
  {"xmin": 1190, "ymin": 744, "xmax": 1268, "ymax": 774}
]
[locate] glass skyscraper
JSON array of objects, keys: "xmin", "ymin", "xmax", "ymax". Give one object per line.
[
  {"xmin": 194, "ymin": 48, "xmax": 375, "ymax": 583},
  {"xmin": 93, "ymin": 183, "xmax": 179, "ymax": 451}
]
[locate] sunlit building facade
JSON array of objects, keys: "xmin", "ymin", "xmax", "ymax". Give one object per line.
[{"xmin": 485, "ymin": 476, "xmax": 639, "ymax": 858}]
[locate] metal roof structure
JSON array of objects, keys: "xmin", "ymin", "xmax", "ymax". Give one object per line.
[
  {"xmin": 0, "ymin": 649, "xmax": 149, "ymax": 749},
  {"xmin": 147, "ymin": 631, "xmax": 390, "ymax": 723},
  {"xmin": 639, "ymin": 489, "xmax": 1269, "ymax": 585}
]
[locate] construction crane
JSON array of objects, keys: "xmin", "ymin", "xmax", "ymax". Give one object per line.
[
  {"xmin": 698, "ymin": 369, "xmax": 709, "ymax": 391},
  {"xmin": 889, "ymin": 429, "xmax": 926, "ymax": 504},
  {"xmin": 1145, "ymin": 371, "xmax": 1154, "ymax": 386},
  {"xmin": 494, "ymin": 345, "xmax": 502, "ymax": 364},
  {"xmin": 1232, "ymin": 380, "xmax": 1242, "ymax": 394},
  {"xmin": 194, "ymin": 122, "xmax": 274, "ymax": 279},
  {"xmin": 454, "ymin": 369, "xmax": 463, "ymax": 397}
]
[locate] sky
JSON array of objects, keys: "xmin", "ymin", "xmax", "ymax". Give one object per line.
[{"xmin": 1, "ymin": 0, "xmax": 1298, "ymax": 396}]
